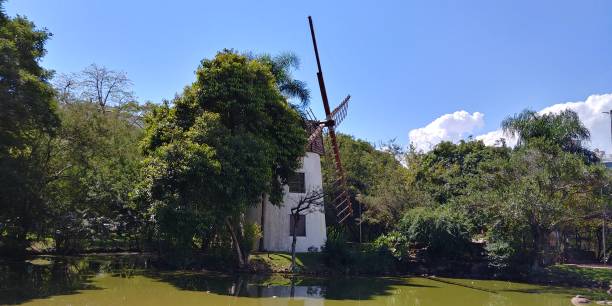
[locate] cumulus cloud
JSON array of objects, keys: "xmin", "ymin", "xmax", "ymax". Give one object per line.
[
  {"xmin": 409, "ymin": 93, "xmax": 612, "ymax": 153},
  {"xmin": 408, "ymin": 111, "xmax": 484, "ymax": 151},
  {"xmin": 475, "ymin": 130, "xmax": 517, "ymax": 147}
]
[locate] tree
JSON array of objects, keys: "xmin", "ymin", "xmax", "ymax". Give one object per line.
[
  {"xmin": 248, "ymin": 52, "xmax": 310, "ymax": 108},
  {"xmin": 44, "ymin": 99, "xmax": 145, "ymax": 253},
  {"xmin": 289, "ymin": 189, "xmax": 324, "ymax": 271},
  {"xmin": 0, "ymin": 2, "xmax": 59, "ymax": 254},
  {"xmin": 54, "ymin": 64, "xmax": 134, "ymax": 111},
  {"xmin": 502, "ymin": 109, "xmax": 597, "ymax": 162},
  {"xmin": 245, "ymin": 51, "xmax": 311, "ymax": 250},
  {"xmin": 489, "ymin": 142, "xmax": 604, "ymax": 268},
  {"xmin": 138, "ymin": 50, "xmax": 307, "ymax": 267},
  {"xmin": 321, "ymin": 134, "xmax": 416, "ymax": 240},
  {"xmin": 487, "ymin": 109, "xmax": 608, "ymax": 268}
]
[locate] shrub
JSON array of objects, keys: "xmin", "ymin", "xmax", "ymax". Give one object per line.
[
  {"xmin": 397, "ymin": 206, "xmax": 473, "ymax": 260},
  {"xmin": 240, "ymin": 222, "xmax": 262, "ymax": 257},
  {"xmin": 485, "ymin": 240, "xmax": 517, "ymax": 272},
  {"xmin": 374, "ymin": 231, "xmax": 409, "ymax": 261},
  {"xmin": 322, "ymin": 227, "xmax": 353, "ymax": 268},
  {"xmin": 323, "ymin": 228, "xmax": 397, "ymax": 274},
  {"xmin": 354, "ymin": 242, "xmax": 398, "ymax": 273},
  {"xmin": 484, "ymin": 222, "xmax": 531, "ymax": 273}
]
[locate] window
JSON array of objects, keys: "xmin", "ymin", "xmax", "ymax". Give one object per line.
[
  {"xmin": 289, "ymin": 214, "xmax": 306, "ymax": 236},
  {"xmin": 288, "ymin": 172, "xmax": 305, "ymax": 193}
]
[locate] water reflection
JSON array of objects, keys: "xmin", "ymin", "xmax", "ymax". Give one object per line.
[
  {"xmin": 0, "ymin": 255, "xmax": 152, "ymax": 305},
  {"xmin": 0, "ymin": 257, "xmax": 97, "ymax": 305},
  {"xmin": 146, "ymin": 271, "xmax": 416, "ymax": 300},
  {"xmin": 0, "ymin": 255, "xmax": 597, "ymax": 306}
]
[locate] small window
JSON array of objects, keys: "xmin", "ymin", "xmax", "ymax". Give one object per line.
[
  {"xmin": 288, "ymin": 172, "xmax": 305, "ymax": 193},
  {"xmin": 289, "ymin": 214, "xmax": 306, "ymax": 236}
]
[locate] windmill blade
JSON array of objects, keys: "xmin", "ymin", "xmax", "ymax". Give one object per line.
[
  {"xmin": 326, "ymin": 126, "xmax": 353, "ymax": 223},
  {"xmin": 308, "ymin": 16, "xmax": 352, "ymax": 224},
  {"xmin": 330, "ymin": 95, "xmax": 350, "ymax": 127}
]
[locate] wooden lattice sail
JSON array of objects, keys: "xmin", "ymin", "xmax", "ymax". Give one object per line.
[{"xmin": 305, "ymin": 16, "xmax": 353, "ymax": 224}]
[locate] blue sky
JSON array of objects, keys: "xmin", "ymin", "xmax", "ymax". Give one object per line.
[{"xmin": 6, "ymin": 0, "xmax": 612, "ymax": 152}]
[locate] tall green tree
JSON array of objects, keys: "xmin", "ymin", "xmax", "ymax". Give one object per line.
[
  {"xmin": 502, "ymin": 109, "xmax": 598, "ymax": 162},
  {"xmin": 0, "ymin": 2, "xmax": 59, "ymax": 254},
  {"xmin": 321, "ymin": 135, "xmax": 413, "ymax": 240},
  {"xmin": 485, "ymin": 109, "xmax": 608, "ymax": 268},
  {"xmin": 138, "ymin": 50, "xmax": 307, "ymax": 267},
  {"xmin": 44, "ymin": 99, "xmax": 145, "ymax": 253},
  {"xmin": 487, "ymin": 141, "xmax": 605, "ymax": 268}
]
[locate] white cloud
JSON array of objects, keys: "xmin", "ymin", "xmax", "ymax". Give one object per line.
[
  {"xmin": 408, "ymin": 111, "xmax": 484, "ymax": 151},
  {"xmin": 475, "ymin": 130, "xmax": 517, "ymax": 147},
  {"xmin": 409, "ymin": 93, "xmax": 612, "ymax": 154}
]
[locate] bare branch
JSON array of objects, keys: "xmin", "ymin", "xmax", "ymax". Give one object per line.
[
  {"xmin": 291, "ymin": 188, "xmax": 325, "ymax": 215},
  {"xmin": 79, "ymin": 64, "xmax": 135, "ymax": 110}
]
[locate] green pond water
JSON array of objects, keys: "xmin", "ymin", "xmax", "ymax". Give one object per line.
[{"xmin": 0, "ymin": 255, "xmax": 596, "ymax": 305}]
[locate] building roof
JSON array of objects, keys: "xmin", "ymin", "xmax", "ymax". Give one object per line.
[
  {"xmin": 603, "ymin": 154, "xmax": 612, "ymax": 169},
  {"xmin": 306, "ymin": 120, "xmax": 325, "ymax": 156}
]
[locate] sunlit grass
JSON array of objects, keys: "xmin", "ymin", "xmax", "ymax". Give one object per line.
[{"xmin": 545, "ymin": 264, "xmax": 612, "ymax": 286}]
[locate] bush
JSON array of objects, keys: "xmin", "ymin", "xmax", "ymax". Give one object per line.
[
  {"xmin": 374, "ymin": 231, "xmax": 409, "ymax": 261},
  {"xmin": 354, "ymin": 242, "xmax": 398, "ymax": 273},
  {"xmin": 398, "ymin": 206, "xmax": 473, "ymax": 260},
  {"xmin": 240, "ymin": 222, "xmax": 262, "ymax": 257},
  {"xmin": 485, "ymin": 222, "xmax": 531, "ymax": 273},
  {"xmin": 323, "ymin": 227, "xmax": 397, "ymax": 274},
  {"xmin": 485, "ymin": 240, "xmax": 517, "ymax": 272},
  {"xmin": 322, "ymin": 227, "xmax": 353, "ymax": 268}
]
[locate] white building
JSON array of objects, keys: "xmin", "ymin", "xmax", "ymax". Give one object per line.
[{"xmin": 246, "ymin": 151, "xmax": 327, "ymax": 252}]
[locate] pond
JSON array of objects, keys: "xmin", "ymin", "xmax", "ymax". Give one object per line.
[{"xmin": 0, "ymin": 255, "xmax": 597, "ymax": 305}]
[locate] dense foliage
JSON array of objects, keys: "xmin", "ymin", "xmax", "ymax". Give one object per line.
[
  {"xmin": 1, "ymin": 3, "xmax": 610, "ymax": 277},
  {"xmin": 0, "ymin": 3, "xmax": 58, "ymax": 254},
  {"xmin": 136, "ymin": 50, "xmax": 307, "ymax": 266},
  {"xmin": 322, "ymin": 110, "xmax": 610, "ymax": 273}
]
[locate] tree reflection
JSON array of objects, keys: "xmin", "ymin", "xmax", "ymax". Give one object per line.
[
  {"xmin": 0, "ymin": 257, "xmax": 100, "ymax": 304},
  {"xmin": 149, "ymin": 272, "xmax": 435, "ymax": 300}
]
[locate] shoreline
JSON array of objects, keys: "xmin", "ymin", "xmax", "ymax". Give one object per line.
[{"xmin": 5, "ymin": 251, "xmax": 610, "ymax": 290}]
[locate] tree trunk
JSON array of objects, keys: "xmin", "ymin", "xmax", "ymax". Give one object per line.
[
  {"xmin": 532, "ymin": 225, "xmax": 552, "ymax": 269},
  {"xmin": 226, "ymin": 217, "xmax": 246, "ymax": 268},
  {"xmin": 259, "ymin": 194, "xmax": 266, "ymax": 252},
  {"xmin": 531, "ymin": 225, "xmax": 543, "ymax": 270},
  {"xmin": 290, "ymin": 213, "xmax": 298, "ymax": 272}
]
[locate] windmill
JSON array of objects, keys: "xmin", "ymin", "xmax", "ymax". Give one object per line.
[{"xmin": 304, "ymin": 16, "xmax": 353, "ymax": 224}]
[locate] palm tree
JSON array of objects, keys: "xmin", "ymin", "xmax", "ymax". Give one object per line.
[
  {"xmin": 247, "ymin": 52, "xmax": 311, "ymax": 109},
  {"xmin": 502, "ymin": 109, "xmax": 597, "ymax": 162}
]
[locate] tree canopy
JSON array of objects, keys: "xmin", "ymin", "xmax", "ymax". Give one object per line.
[
  {"xmin": 0, "ymin": 2, "xmax": 59, "ymax": 254},
  {"xmin": 137, "ymin": 50, "xmax": 307, "ymax": 266}
]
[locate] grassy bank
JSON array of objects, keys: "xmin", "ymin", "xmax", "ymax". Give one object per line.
[
  {"xmin": 248, "ymin": 252, "xmax": 612, "ymax": 289},
  {"xmin": 531, "ymin": 264, "xmax": 612, "ymax": 288}
]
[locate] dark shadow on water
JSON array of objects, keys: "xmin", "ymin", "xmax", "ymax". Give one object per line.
[
  {"xmin": 147, "ymin": 272, "xmax": 437, "ymax": 300},
  {"xmin": 0, "ymin": 254, "xmax": 153, "ymax": 305},
  {"xmin": 0, "ymin": 257, "xmax": 101, "ymax": 305},
  {"xmin": 1, "ymin": 254, "xmax": 440, "ymax": 302}
]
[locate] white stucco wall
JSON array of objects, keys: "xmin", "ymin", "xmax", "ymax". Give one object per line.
[{"xmin": 246, "ymin": 152, "xmax": 327, "ymax": 252}]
